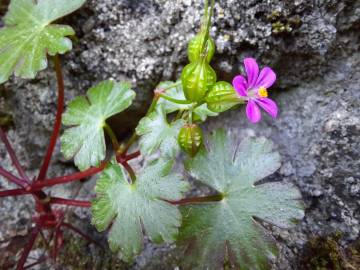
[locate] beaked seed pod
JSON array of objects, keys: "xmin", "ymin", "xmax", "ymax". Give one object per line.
[
  {"xmin": 181, "ymin": 59, "xmax": 217, "ymax": 103},
  {"xmin": 205, "ymin": 81, "xmax": 243, "ymax": 113},
  {"xmin": 178, "ymin": 124, "xmax": 203, "ymax": 157},
  {"xmin": 188, "ymin": 33, "xmax": 216, "ymax": 63}
]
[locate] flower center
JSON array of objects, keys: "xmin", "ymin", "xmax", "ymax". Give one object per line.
[{"xmin": 258, "ymin": 86, "xmax": 268, "ymax": 98}]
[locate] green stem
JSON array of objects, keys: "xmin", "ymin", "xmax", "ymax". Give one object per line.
[
  {"xmin": 159, "ymin": 93, "xmax": 193, "ymax": 105},
  {"xmin": 201, "ymin": 0, "xmax": 215, "ymax": 54},
  {"xmin": 161, "ymin": 81, "xmax": 181, "ymax": 91},
  {"xmin": 104, "ymin": 123, "xmax": 120, "ymax": 152}
]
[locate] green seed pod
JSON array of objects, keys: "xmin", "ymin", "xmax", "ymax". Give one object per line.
[
  {"xmin": 181, "ymin": 59, "xmax": 217, "ymax": 103},
  {"xmin": 188, "ymin": 33, "xmax": 216, "ymax": 63},
  {"xmin": 178, "ymin": 124, "xmax": 203, "ymax": 157},
  {"xmin": 205, "ymin": 81, "xmax": 243, "ymax": 113}
]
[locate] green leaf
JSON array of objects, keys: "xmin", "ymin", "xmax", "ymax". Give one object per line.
[
  {"xmin": 205, "ymin": 81, "xmax": 243, "ymax": 113},
  {"xmin": 136, "ymin": 106, "xmax": 185, "ymax": 158},
  {"xmin": 156, "ymin": 81, "xmax": 192, "ymax": 113},
  {"xmin": 61, "ymin": 80, "xmax": 135, "ymax": 171},
  {"xmin": 0, "ymin": 0, "xmax": 86, "ymax": 83},
  {"xmin": 179, "ymin": 129, "xmax": 304, "ymax": 270},
  {"xmin": 193, "ymin": 103, "xmax": 218, "ymax": 122},
  {"xmin": 91, "ymin": 160, "xmax": 189, "ymax": 262}
]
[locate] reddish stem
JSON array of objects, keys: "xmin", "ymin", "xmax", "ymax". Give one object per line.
[
  {"xmin": 0, "ymin": 188, "xmax": 30, "ymax": 197},
  {"xmin": 32, "ymin": 163, "xmax": 106, "ymax": 190},
  {"xmin": 16, "ymin": 226, "xmax": 40, "ymax": 270},
  {"xmin": 0, "ymin": 166, "xmax": 28, "ymax": 188},
  {"xmin": 37, "ymin": 55, "xmax": 65, "ymax": 182},
  {"xmin": 168, "ymin": 194, "xmax": 224, "ymax": 205},
  {"xmin": 124, "ymin": 150, "xmax": 141, "ymax": 161},
  {"xmin": 0, "ymin": 128, "xmax": 30, "ymax": 182},
  {"xmin": 62, "ymin": 222, "xmax": 103, "ymax": 248},
  {"xmin": 122, "ymin": 161, "xmax": 136, "ymax": 182},
  {"xmin": 49, "ymin": 197, "xmax": 91, "ymax": 208}
]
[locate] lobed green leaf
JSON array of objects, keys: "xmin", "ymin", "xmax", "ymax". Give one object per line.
[
  {"xmin": 91, "ymin": 159, "xmax": 189, "ymax": 262},
  {"xmin": 179, "ymin": 129, "xmax": 304, "ymax": 270},
  {"xmin": 61, "ymin": 80, "xmax": 135, "ymax": 171},
  {"xmin": 0, "ymin": 0, "xmax": 86, "ymax": 83}
]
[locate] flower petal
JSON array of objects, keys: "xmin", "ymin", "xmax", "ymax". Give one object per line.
[
  {"xmin": 246, "ymin": 100, "xmax": 261, "ymax": 123},
  {"xmin": 256, "ymin": 67, "xmax": 276, "ymax": 89},
  {"xmin": 256, "ymin": 98, "xmax": 278, "ymax": 119},
  {"xmin": 232, "ymin": 75, "xmax": 248, "ymax": 96},
  {"xmin": 244, "ymin": 58, "xmax": 259, "ymax": 88}
]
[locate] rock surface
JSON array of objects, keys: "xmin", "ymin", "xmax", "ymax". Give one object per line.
[{"xmin": 1, "ymin": 0, "xmax": 360, "ymax": 269}]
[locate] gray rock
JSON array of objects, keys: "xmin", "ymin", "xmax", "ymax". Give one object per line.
[{"xmin": 1, "ymin": 0, "xmax": 360, "ymax": 269}]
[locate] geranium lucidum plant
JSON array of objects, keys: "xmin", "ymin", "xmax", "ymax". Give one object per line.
[{"xmin": 0, "ymin": 0, "xmax": 304, "ymax": 269}]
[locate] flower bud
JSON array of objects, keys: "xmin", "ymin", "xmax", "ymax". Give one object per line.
[
  {"xmin": 181, "ymin": 59, "xmax": 217, "ymax": 103},
  {"xmin": 188, "ymin": 33, "xmax": 216, "ymax": 63},
  {"xmin": 178, "ymin": 124, "xmax": 203, "ymax": 157}
]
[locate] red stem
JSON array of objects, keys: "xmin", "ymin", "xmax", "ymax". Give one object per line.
[
  {"xmin": 32, "ymin": 163, "xmax": 106, "ymax": 190},
  {"xmin": 0, "ymin": 128, "xmax": 30, "ymax": 182},
  {"xmin": 37, "ymin": 55, "xmax": 65, "ymax": 182},
  {"xmin": 124, "ymin": 150, "xmax": 141, "ymax": 161},
  {"xmin": 0, "ymin": 188, "xmax": 30, "ymax": 197},
  {"xmin": 0, "ymin": 166, "xmax": 28, "ymax": 188},
  {"xmin": 49, "ymin": 197, "xmax": 91, "ymax": 208},
  {"xmin": 122, "ymin": 161, "xmax": 136, "ymax": 182},
  {"xmin": 16, "ymin": 226, "xmax": 40, "ymax": 270}
]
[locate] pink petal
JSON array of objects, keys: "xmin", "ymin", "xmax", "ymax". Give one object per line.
[
  {"xmin": 256, "ymin": 67, "xmax": 276, "ymax": 89},
  {"xmin": 256, "ymin": 98, "xmax": 278, "ymax": 119},
  {"xmin": 244, "ymin": 58, "xmax": 259, "ymax": 88},
  {"xmin": 232, "ymin": 75, "xmax": 248, "ymax": 96},
  {"xmin": 246, "ymin": 100, "xmax": 261, "ymax": 123}
]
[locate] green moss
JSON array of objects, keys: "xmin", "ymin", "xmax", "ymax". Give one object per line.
[
  {"xmin": 300, "ymin": 233, "xmax": 360, "ymax": 270},
  {"xmin": 267, "ymin": 11, "xmax": 302, "ymax": 35}
]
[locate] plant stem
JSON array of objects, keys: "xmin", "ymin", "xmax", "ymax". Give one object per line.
[
  {"xmin": 124, "ymin": 150, "xmax": 141, "ymax": 161},
  {"xmin": 0, "ymin": 166, "xmax": 28, "ymax": 188},
  {"xmin": 159, "ymin": 93, "xmax": 193, "ymax": 105},
  {"xmin": 49, "ymin": 197, "xmax": 91, "ymax": 208},
  {"xmin": 104, "ymin": 123, "xmax": 120, "ymax": 152},
  {"xmin": 122, "ymin": 161, "xmax": 136, "ymax": 183},
  {"xmin": 37, "ymin": 55, "xmax": 65, "ymax": 182},
  {"xmin": 16, "ymin": 226, "xmax": 40, "ymax": 270},
  {"xmin": 0, "ymin": 188, "xmax": 31, "ymax": 197},
  {"xmin": 0, "ymin": 127, "xmax": 30, "ymax": 182},
  {"xmin": 169, "ymin": 194, "xmax": 223, "ymax": 205},
  {"xmin": 32, "ymin": 163, "xmax": 106, "ymax": 189}
]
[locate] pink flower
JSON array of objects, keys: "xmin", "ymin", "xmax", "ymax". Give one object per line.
[{"xmin": 232, "ymin": 58, "xmax": 278, "ymax": 123}]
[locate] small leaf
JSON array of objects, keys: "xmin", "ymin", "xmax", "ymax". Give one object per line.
[
  {"xmin": 136, "ymin": 106, "xmax": 185, "ymax": 158},
  {"xmin": 91, "ymin": 160, "xmax": 189, "ymax": 262},
  {"xmin": 178, "ymin": 124, "xmax": 203, "ymax": 157},
  {"xmin": 206, "ymin": 81, "xmax": 243, "ymax": 113},
  {"xmin": 0, "ymin": 0, "xmax": 86, "ymax": 83},
  {"xmin": 157, "ymin": 81, "xmax": 192, "ymax": 113},
  {"xmin": 61, "ymin": 80, "xmax": 135, "ymax": 171},
  {"xmin": 179, "ymin": 129, "xmax": 304, "ymax": 270},
  {"xmin": 193, "ymin": 103, "xmax": 218, "ymax": 122}
]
